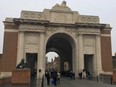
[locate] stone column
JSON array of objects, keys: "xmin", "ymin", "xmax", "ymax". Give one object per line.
[
  {"xmin": 78, "ymin": 34, "xmax": 84, "ymax": 72},
  {"xmin": 75, "ymin": 43, "xmax": 78, "ymax": 77},
  {"xmin": 37, "ymin": 32, "xmax": 45, "ymax": 78},
  {"xmin": 17, "ymin": 31, "xmax": 25, "ymax": 65},
  {"xmin": 96, "ymin": 35, "xmax": 103, "ymax": 75},
  {"xmin": 93, "ymin": 54, "xmax": 97, "ymax": 77}
]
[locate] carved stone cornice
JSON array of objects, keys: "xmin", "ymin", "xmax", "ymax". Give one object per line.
[
  {"xmin": 13, "ymin": 18, "xmax": 49, "ymax": 25},
  {"xmin": 13, "ymin": 18, "xmax": 108, "ymax": 29},
  {"xmin": 75, "ymin": 23, "xmax": 106, "ymax": 29}
]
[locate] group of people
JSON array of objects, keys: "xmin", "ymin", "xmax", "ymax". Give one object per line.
[
  {"xmin": 45, "ymin": 69, "xmax": 91, "ymax": 86},
  {"xmin": 45, "ymin": 70, "xmax": 60, "ymax": 86},
  {"xmin": 78, "ymin": 69, "xmax": 91, "ymax": 80},
  {"xmin": 70, "ymin": 71, "xmax": 75, "ymax": 80},
  {"xmin": 61, "ymin": 70, "xmax": 75, "ymax": 79}
]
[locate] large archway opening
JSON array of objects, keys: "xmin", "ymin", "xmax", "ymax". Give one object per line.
[{"xmin": 46, "ymin": 33, "xmax": 75, "ymax": 75}]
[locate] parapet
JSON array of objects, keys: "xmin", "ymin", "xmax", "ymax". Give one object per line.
[
  {"xmin": 14, "ymin": 1, "xmax": 101, "ymax": 24},
  {"xmin": 78, "ymin": 15, "xmax": 99, "ymax": 23}
]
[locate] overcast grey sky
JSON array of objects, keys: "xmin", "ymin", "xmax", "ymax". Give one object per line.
[{"xmin": 0, "ymin": 0, "xmax": 116, "ymax": 55}]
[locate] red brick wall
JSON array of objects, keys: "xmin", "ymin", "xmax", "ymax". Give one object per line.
[
  {"xmin": 101, "ymin": 30, "xmax": 112, "ymax": 72},
  {"xmin": 1, "ymin": 32, "xmax": 18, "ymax": 72},
  {"xmin": 0, "ymin": 77, "xmax": 11, "ymax": 85},
  {"xmin": 12, "ymin": 69, "xmax": 30, "ymax": 84},
  {"xmin": 113, "ymin": 70, "xmax": 116, "ymax": 83}
]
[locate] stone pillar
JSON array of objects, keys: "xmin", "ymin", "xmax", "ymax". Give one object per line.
[
  {"xmin": 17, "ymin": 31, "xmax": 25, "ymax": 65},
  {"xmin": 78, "ymin": 34, "xmax": 84, "ymax": 72},
  {"xmin": 96, "ymin": 35, "xmax": 103, "ymax": 75},
  {"xmin": 93, "ymin": 54, "xmax": 97, "ymax": 77},
  {"xmin": 75, "ymin": 43, "xmax": 78, "ymax": 77},
  {"xmin": 37, "ymin": 32, "xmax": 45, "ymax": 78}
]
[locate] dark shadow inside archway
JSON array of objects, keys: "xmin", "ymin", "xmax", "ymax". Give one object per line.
[{"xmin": 46, "ymin": 33, "xmax": 73, "ymax": 75}]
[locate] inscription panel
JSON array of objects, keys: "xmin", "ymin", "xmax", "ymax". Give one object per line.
[
  {"xmin": 19, "ymin": 24, "xmax": 45, "ymax": 32},
  {"xmin": 84, "ymin": 36, "xmax": 95, "ymax": 47},
  {"xmin": 78, "ymin": 28, "xmax": 100, "ymax": 35},
  {"xmin": 51, "ymin": 12, "xmax": 73, "ymax": 23},
  {"xmin": 25, "ymin": 33, "xmax": 39, "ymax": 45},
  {"xmin": 83, "ymin": 35, "xmax": 95, "ymax": 54},
  {"xmin": 25, "ymin": 45, "xmax": 39, "ymax": 53},
  {"xmin": 19, "ymin": 25, "xmax": 45, "ymax": 30},
  {"xmin": 46, "ymin": 26, "xmax": 77, "ymax": 39}
]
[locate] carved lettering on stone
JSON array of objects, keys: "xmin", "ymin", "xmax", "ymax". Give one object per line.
[
  {"xmin": 83, "ymin": 36, "xmax": 95, "ymax": 54},
  {"xmin": 25, "ymin": 33, "xmax": 38, "ymax": 45},
  {"xmin": 84, "ymin": 36, "xmax": 95, "ymax": 47},
  {"xmin": 25, "ymin": 45, "xmax": 39, "ymax": 53},
  {"xmin": 78, "ymin": 28, "xmax": 100, "ymax": 35},
  {"xmin": 20, "ymin": 24, "xmax": 44, "ymax": 30},
  {"xmin": 84, "ymin": 47, "xmax": 95, "ymax": 54},
  {"xmin": 65, "ymin": 28, "xmax": 73, "ymax": 34}
]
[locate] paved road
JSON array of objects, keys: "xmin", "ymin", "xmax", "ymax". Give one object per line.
[
  {"xmin": 44, "ymin": 77, "xmax": 116, "ymax": 87},
  {"xmin": 0, "ymin": 77, "xmax": 116, "ymax": 87}
]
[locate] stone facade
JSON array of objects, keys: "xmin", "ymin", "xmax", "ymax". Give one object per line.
[{"xmin": 0, "ymin": 1, "xmax": 112, "ymax": 78}]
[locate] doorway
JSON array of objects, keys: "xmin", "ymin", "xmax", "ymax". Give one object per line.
[
  {"xmin": 84, "ymin": 54, "xmax": 94, "ymax": 77},
  {"xmin": 26, "ymin": 53, "xmax": 37, "ymax": 78}
]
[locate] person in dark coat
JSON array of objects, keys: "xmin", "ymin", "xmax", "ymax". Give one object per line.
[
  {"xmin": 45, "ymin": 71, "xmax": 51, "ymax": 85},
  {"xmin": 52, "ymin": 71, "xmax": 58, "ymax": 86},
  {"xmin": 57, "ymin": 72, "xmax": 61, "ymax": 84},
  {"xmin": 78, "ymin": 72, "xmax": 82, "ymax": 79}
]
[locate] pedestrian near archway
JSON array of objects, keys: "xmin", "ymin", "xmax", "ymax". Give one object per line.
[{"xmin": 45, "ymin": 71, "xmax": 51, "ymax": 85}]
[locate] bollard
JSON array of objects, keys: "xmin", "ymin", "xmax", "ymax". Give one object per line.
[
  {"xmin": 41, "ymin": 80, "xmax": 43, "ymax": 87},
  {"xmin": 41, "ymin": 75, "xmax": 44, "ymax": 87},
  {"xmin": 97, "ymin": 76, "xmax": 98, "ymax": 82},
  {"xmin": 111, "ymin": 76, "xmax": 112, "ymax": 85}
]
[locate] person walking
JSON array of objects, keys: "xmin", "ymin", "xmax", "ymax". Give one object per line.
[
  {"xmin": 45, "ymin": 71, "xmax": 51, "ymax": 85},
  {"xmin": 52, "ymin": 70, "xmax": 58, "ymax": 86},
  {"xmin": 72, "ymin": 72, "xmax": 75, "ymax": 80},
  {"xmin": 82, "ymin": 69, "xmax": 86, "ymax": 79},
  {"xmin": 70, "ymin": 71, "xmax": 73, "ymax": 79},
  {"xmin": 57, "ymin": 72, "xmax": 61, "ymax": 84},
  {"xmin": 78, "ymin": 72, "xmax": 82, "ymax": 79}
]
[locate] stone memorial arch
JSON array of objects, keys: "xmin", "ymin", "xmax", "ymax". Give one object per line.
[{"xmin": 0, "ymin": 1, "xmax": 112, "ymax": 78}]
